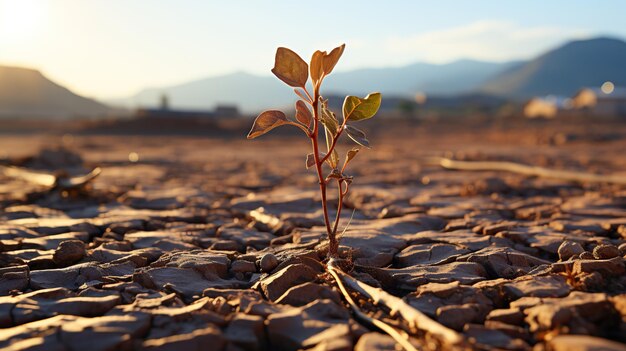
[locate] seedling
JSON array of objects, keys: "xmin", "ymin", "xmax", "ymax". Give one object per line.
[{"xmin": 247, "ymin": 44, "xmax": 381, "ymax": 259}]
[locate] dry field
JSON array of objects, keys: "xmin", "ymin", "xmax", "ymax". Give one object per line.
[{"xmin": 0, "ymin": 118, "xmax": 625, "ymax": 350}]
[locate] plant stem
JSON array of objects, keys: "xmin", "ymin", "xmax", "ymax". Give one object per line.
[
  {"xmin": 320, "ymin": 119, "xmax": 347, "ymax": 165},
  {"xmin": 332, "ymin": 179, "xmax": 344, "ymax": 236},
  {"xmin": 309, "ymin": 88, "xmax": 336, "ymax": 257}
]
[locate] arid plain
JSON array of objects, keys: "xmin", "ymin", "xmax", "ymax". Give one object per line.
[{"xmin": 0, "ymin": 118, "xmax": 625, "ymax": 350}]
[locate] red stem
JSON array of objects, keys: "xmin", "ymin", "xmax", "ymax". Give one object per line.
[{"xmin": 308, "ymin": 87, "xmax": 334, "ymax": 255}]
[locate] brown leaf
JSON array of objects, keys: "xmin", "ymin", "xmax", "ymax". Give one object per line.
[
  {"xmin": 247, "ymin": 110, "xmax": 288, "ymax": 139},
  {"xmin": 271, "ymin": 47, "xmax": 309, "ymax": 87},
  {"xmin": 310, "ymin": 50, "xmax": 325, "ymax": 85},
  {"xmin": 306, "ymin": 152, "xmax": 326, "ymax": 169},
  {"xmin": 344, "ymin": 148, "xmax": 360, "ymax": 168},
  {"xmin": 295, "ymin": 100, "xmax": 313, "ymax": 127},
  {"xmin": 345, "ymin": 125, "xmax": 370, "ymax": 148},
  {"xmin": 322, "ymin": 44, "xmax": 345, "ymax": 76},
  {"xmin": 327, "ymin": 169, "xmax": 342, "ymax": 179}
]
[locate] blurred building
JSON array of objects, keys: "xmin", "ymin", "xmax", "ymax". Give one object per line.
[
  {"xmin": 572, "ymin": 86, "xmax": 626, "ymax": 116},
  {"xmin": 135, "ymin": 94, "xmax": 240, "ymax": 119},
  {"xmin": 524, "ymin": 96, "xmax": 573, "ymax": 118}
]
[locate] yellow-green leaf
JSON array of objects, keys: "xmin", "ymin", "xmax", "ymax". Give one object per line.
[
  {"xmin": 247, "ymin": 110, "xmax": 288, "ymax": 139},
  {"xmin": 295, "ymin": 100, "xmax": 312, "ymax": 127},
  {"xmin": 271, "ymin": 47, "xmax": 309, "ymax": 87},
  {"xmin": 323, "ymin": 44, "xmax": 345, "ymax": 76},
  {"xmin": 310, "ymin": 50, "xmax": 325, "ymax": 86},
  {"xmin": 342, "ymin": 92, "xmax": 382, "ymax": 121}
]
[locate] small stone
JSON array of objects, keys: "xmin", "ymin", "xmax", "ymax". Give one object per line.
[
  {"xmin": 558, "ymin": 241, "xmax": 584, "ymax": 261},
  {"xmin": 579, "ymin": 251, "xmax": 594, "ymax": 260},
  {"xmin": 52, "ymin": 240, "xmax": 86, "ymax": 266},
  {"xmin": 593, "ymin": 244, "xmax": 620, "ymax": 260},
  {"xmin": 260, "ymin": 253, "xmax": 278, "ymax": 273}
]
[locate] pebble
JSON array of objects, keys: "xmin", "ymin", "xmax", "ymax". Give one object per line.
[
  {"xmin": 52, "ymin": 240, "xmax": 86, "ymax": 266},
  {"xmin": 592, "ymin": 244, "xmax": 620, "ymax": 260},
  {"xmin": 259, "ymin": 253, "xmax": 278, "ymax": 273},
  {"xmin": 557, "ymin": 241, "xmax": 584, "ymax": 261}
]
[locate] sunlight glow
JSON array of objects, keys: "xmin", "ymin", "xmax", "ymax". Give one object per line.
[
  {"xmin": 601, "ymin": 81, "xmax": 615, "ymax": 94},
  {"xmin": 0, "ymin": 0, "xmax": 44, "ymax": 42}
]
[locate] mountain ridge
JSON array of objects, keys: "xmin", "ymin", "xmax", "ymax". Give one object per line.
[
  {"xmin": 0, "ymin": 65, "xmax": 112, "ymax": 119},
  {"xmin": 114, "ymin": 59, "xmax": 520, "ymax": 112},
  {"xmin": 479, "ymin": 37, "xmax": 626, "ymax": 99}
]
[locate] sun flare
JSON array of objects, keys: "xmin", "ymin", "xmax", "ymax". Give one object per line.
[{"xmin": 0, "ymin": 0, "xmax": 44, "ymax": 41}]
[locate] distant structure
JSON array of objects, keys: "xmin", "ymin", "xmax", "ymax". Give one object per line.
[
  {"xmin": 524, "ymin": 81, "xmax": 626, "ymax": 118},
  {"xmin": 524, "ymin": 96, "xmax": 573, "ymax": 119},
  {"xmin": 135, "ymin": 96, "xmax": 240, "ymax": 119},
  {"xmin": 159, "ymin": 93, "xmax": 170, "ymax": 110},
  {"xmin": 214, "ymin": 105, "xmax": 240, "ymax": 117},
  {"xmin": 572, "ymin": 85, "xmax": 626, "ymax": 116}
]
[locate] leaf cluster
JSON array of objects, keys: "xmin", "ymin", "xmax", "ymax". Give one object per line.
[{"xmin": 247, "ymin": 45, "xmax": 381, "ymax": 181}]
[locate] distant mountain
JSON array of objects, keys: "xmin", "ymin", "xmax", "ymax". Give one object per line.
[
  {"xmin": 479, "ymin": 37, "xmax": 626, "ymax": 99},
  {"xmin": 0, "ymin": 65, "xmax": 112, "ymax": 118},
  {"xmin": 116, "ymin": 60, "xmax": 517, "ymax": 113}
]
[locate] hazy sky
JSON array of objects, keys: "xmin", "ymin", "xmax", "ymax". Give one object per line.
[{"xmin": 1, "ymin": 0, "xmax": 625, "ymax": 99}]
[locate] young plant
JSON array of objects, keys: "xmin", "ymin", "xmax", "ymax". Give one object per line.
[{"xmin": 247, "ymin": 44, "xmax": 381, "ymax": 259}]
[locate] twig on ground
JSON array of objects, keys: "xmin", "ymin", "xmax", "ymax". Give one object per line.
[
  {"xmin": 327, "ymin": 259, "xmax": 419, "ymax": 351},
  {"xmin": 428, "ymin": 157, "xmax": 626, "ymax": 185}
]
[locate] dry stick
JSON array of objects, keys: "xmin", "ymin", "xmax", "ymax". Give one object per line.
[
  {"xmin": 328, "ymin": 260, "xmax": 466, "ymax": 349},
  {"xmin": 430, "ymin": 157, "xmax": 626, "ymax": 185},
  {"xmin": 327, "ymin": 259, "xmax": 419, "ymax": 351}
]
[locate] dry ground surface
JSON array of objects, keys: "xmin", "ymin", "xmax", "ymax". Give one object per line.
[{"xmin": 0, "ymin": 118, "xmax": 625, "ymax": 350}]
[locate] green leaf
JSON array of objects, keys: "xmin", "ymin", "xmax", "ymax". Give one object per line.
[
  {"xmin": 342, "ymin": 92, "xmax": 382, "ymax": 121},
  {"xmin": 323, "ymin": 44, "xmax": 345, "ymax": 76},
  {"xmin": 247, "ymin": 110, "xmax": 289, "ymax": 139},
  {"xmin": 295, "ymin": 100, "xmax": 312, "ymax": 127},
  {"xmin": 271, "ymin": 47, "xmax": 309, "ymax": 87},
  {"xmin": 345, "ymin": 125, "xmax": 370, "ymax": 148}
]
